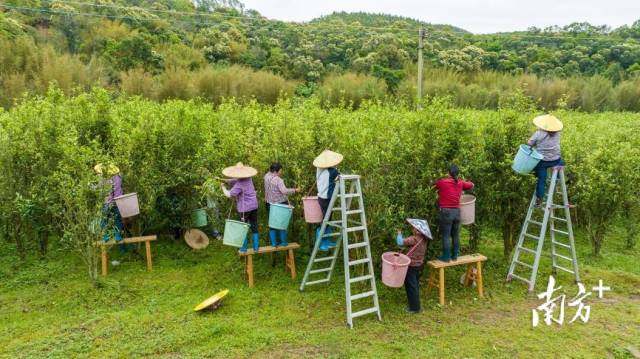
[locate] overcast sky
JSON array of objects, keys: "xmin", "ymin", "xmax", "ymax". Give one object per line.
[{"xmin": 241, "ymin": 0, "xmax": 640, "ymax": 34}]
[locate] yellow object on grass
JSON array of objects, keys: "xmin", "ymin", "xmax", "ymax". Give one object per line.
[{"xmin": 194, "ymin": 289, "xmax": 229, "ymax": 312}]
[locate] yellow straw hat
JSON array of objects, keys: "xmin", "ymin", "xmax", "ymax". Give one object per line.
[
  {"xmin": 106, "ymin": 164, "xmax": 120, "ymax": 176},
  {"xmin": 184, "ymin": 229, "xmax": 210, "ymax": 250},
  {"xmin": 313, "ymin": 150, "xmax": 344, "ymax": 168},
  {"xmin": 194, "ymin": 289, "xmax": 229, "ymax": 312},
  {"xmin": 533, "ymin": 114, "xmax": 563, "ymax": 132},
  {"xmin": 222, "ymin": 162, "xmax": 258, "ymax": 178},
  {"xmin": 94, "ymin": 163, "xmax": 120, "ymax": 176}
]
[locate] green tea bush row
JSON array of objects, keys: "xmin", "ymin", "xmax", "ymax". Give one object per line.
[{"xmin": 1, "ymin": 87, "xmax": 638, "ymax": 264}]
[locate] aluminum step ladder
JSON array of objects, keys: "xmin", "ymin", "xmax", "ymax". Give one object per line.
[
  {"xmin": 507, "ymin": 166, "xmax": 581, "ymax": 292},
  {"xmin": 299, "ymin": 174, "xmax": 382, "ymax": 328}
]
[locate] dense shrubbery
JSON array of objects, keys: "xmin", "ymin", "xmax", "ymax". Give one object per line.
[
  {"xmin": 2, "ymin": 2, "xmax": 640, "ymax": 112},
  {"xmin": 1, "ymin": 87, "xmax": 638, "ymax": 276}
]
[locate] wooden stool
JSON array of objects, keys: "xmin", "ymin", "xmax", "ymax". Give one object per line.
[
  {"xmin": 426, "ymin": 253, "xmax": 487, "ymax": 305},
  {"xmin": 96, "ymin": 235, "xmax": 157, "ymax": 275},
  {"xmin": 238, "ymin": 243, "xmax": 300, "ymax": 287}
]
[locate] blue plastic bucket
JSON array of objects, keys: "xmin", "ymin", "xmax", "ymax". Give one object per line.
[
  {"xmin": 222, "ymin": 219, "xmax": 250, "ymax": 248},
  {"xmin": 268, "ymin": 203, "xmax": 293, "ymax": 230},
  {"xmin": 512, "ymin": 144, "xmax": 544, "ymax": 175}
]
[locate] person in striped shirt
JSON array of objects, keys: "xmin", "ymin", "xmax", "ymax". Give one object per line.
[{"xmin": 264, "ymin": 163, "xmax": 300, "ymax": 247}]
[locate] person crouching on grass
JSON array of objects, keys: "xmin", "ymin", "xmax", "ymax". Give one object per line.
[
  {"xmin": 396, "ymin": 218, "xmax": 432, "ymax": 314},
  {"xmin": 264, "ymin": 162, "xmax": 301, "ymax": 247},
  {"xmin": 220, "ymin": 162, "xmax": 260, "ymax": 253},
  {"xmin": 434, "ymin": 164, "xmax": 474, "ymax": 262}
]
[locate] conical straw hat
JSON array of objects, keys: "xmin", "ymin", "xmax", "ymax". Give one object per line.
[
  {"xmin": 222, "ymin": 162, "xmax": 257, "ymax": 178},
  {"xmin": 407, "ymin": 218, "xmax": 433, "ymax": 239},
  {"xmin": 184, "ymin": 229, "xmax": 210, "ymax": 250},
  {"xmin": 194, "ymin": 289, "xmax": 229, "ymax": 312},
  {"xmin": 313, "ymin": 150, "xmax": 344, "ymax": 168},
  {"xmin": 533, "ymin": 114, "xmax": 563, "ymax": 132}
]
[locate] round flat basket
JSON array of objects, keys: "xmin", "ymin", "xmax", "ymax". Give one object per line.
[
  {"xmin": 194, "ymin": 289, "xmax": 229, "ymax": 312},
  {"xmin": 184, "ymin": 229, "xmax": 210, "ymax": 250}
]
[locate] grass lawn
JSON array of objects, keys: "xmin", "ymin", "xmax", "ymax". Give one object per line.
[{"xmin": 1, "ymin": 227, "xmax": 639, "ymax": 358}]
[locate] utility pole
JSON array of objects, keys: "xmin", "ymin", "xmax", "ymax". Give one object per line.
[{"xmin": 417, "ymin": 25, "xmax": 425, "ymax": 109}]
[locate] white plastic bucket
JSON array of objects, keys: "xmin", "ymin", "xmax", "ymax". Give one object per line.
[
  {"xmin": 113, "ymin": 193, "xmax": 140, "ymax": 218},
  {"xmin": 460, "ymin": 194, "xmax": 476, "ymax": 225}
]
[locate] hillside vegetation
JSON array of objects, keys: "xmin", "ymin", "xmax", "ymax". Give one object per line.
[{"xmin": 1, "ymin": 1, "xmax": 640, "ymax": 110}]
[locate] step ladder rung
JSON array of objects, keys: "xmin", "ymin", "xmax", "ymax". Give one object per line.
[
  {"xmin": 347, "ymin": 242, "xmax": 368, "ymax": 250},
  {"xmin": 551, "ymin": 204, "xmax": 576, "ymax": 209},
  {"xmin": 527, "ymin": 220, "xmax": 542, "ymax": 226},
  {"xmin": 514, "ymin": 260, "xmax": 533, "ymax": 269},
  {"xmin": 551, "ymin": 216, "xmax": 567, "ymax": 222},
  {"xmin": 553, "ymin": 253, "xmax": 573, "ymax": 262},
  {"xmin": 305, "ymin": 278, "xmax": 330, "ymax": 286},
  {"xmin": 349, "ymin": 274, "xmax": 373, "ymax": 284},
  {"xmin": 321, "ymin": 232, "xmax": 341, "ymax": 238},
  {"xmin": 345, "ymin": 209, "xmax": 363, "ymax": 215},
  {"xmin": 346, "ymin": 226, "xmax": 366, "ymax": 233},
  {"xmin": 310, "ymin": 267, "xmax": 332, "ymax": 275},
  {"xmin": 551, "ymin": 228, "xmax": 569, "ymax": 236},
  {"xmin": 517, "ymin": 246, "xmax": 536, "ymax": 255},
  {"xmin": 509, "ymin": 273, "xmax": 531, "ymax": 284},
  {"xmin": 348, "ymin": 258, "xmax": 370, "ymax": 266},
  {"xmin": 553, "ymin": 264, "xmax": 575, "ymax": 274},
  {"xmin": 313, "ymin": 256, "xmax": 335, "ymax": 263},
  {"xmin": 341, "ymin": 193, "xmax": 361, "ymax": 198},
  {"xmin": 351, "ymin": 307, "xmax": 379, "ymax": 319},
  {"xmin": 350, "ymin": 291, "xmax": 375, "ymax": 301},
  {"xmin": 524, "ymin": 233, "xmax": 539, "ymax": 240},
  {"xmin": 551, "ymin": 241, "xmax": 571, "ymax": 249}
]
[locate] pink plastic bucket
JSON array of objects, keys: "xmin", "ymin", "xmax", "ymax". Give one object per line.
[
  {"xmin": 460, "ymin": 194, "xmax": 476, "ymax": 225},
  {"xmin": 113, "ymin": 193, "xmax": 140, "ymax": 218},
  {"xmin": 381, "ymin": 252, "xmax": 411, "ymax": 288},
  {"xmin": 302, "ymin": 196, "xmax": 323, "ymax": 224}
]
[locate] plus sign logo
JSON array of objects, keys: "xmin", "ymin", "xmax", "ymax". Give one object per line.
[{"xmin": 592, "ymin": 279, "xmax": 611, "ymax": 299}]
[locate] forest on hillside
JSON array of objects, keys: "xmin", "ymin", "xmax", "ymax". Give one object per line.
[{"xmin": 1, "ymin": 0, "xmax": 640, "ymax": 110}]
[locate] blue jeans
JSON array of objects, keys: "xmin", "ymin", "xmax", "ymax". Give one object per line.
[
  {"xmin": 534, "ymin": 158, "xmax": 564, "ymax": 199},
  {"xmin": 439, "ymin": 208, "xmax": 461, "ymax": 261}
]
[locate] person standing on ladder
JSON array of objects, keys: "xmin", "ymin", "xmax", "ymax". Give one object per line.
[
  {"xmin": 313, "ymin": 150, "xmax": 343, "ymax": 251},
  {"xmin": 264, "ymin": 162, "xmax": 301, "ymax": 247},
  {"xmin": 528, "ymin": 114, "xmax": 564, "ymax": 207},
  {"xmin": 434, "ymin": 165, "xmax": 474, "ymax": 262}
]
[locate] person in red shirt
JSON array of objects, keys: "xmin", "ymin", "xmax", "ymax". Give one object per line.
[{"xmin": 434, "ymin": 165, "xmax": 474, "ymax": 262}]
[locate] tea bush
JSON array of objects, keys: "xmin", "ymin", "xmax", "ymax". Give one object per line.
[{"xmin": 1, "ymin": 86, "xmax": 638, "ymax": 277}]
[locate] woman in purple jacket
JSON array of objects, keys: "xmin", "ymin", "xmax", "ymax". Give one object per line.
[
  {"xmin": 221, "ymin": 162, "xmax": 260, "ymax": 253},
  {"xmin": 94, "ymin": 163, "xmax": 124, "ymax": 243}
]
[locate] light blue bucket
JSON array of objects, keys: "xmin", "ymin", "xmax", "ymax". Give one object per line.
[
  {"xmin": 223, "ymin": 219, "xmax": 250, "ymax": 248},
  {"xmin": 268, "ymin": 203, "xmax": 293, "ymax": 230},
  {"xmin": 512, "ymin": 144, "xmax": 544, "ymax": 175}
]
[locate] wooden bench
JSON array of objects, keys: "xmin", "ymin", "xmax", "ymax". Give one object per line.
[
  {"xmin": 426, "ymin": 253, "xmax": 487, "ymax": 305},
  {"xmin": 238, "ymin": 243, "xmax": 300, "ymax": 287},
  {"xmin": 96, "ymin": 235, "xmax": 157, "ymax": 275}
]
